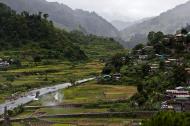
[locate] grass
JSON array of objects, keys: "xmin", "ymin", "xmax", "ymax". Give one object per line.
[
  {"xmin": 8, "ymin": 60, "xmax": 104, "ymax": 86},
  {"xmin": 16, "ymin": 107, "xmax": 107, "ymax": 118},
  {"xmin": 11, "ymin": 69, "xmax": 137, "ymax": 125},
  {"xmin": 45, "ymin": 118, "xmax": 134, "ymax": 126},
  {"xmin": 52, "ymin": 124, "xmax": 74, "ymax": 126},
  {"xmin": 37, "ymin": 107, "xmax": 107, "ymax": 115},
  {"xmin": 0, "ymin": 49, "xmax": 137, "ymax": 126},
  {"xmin": 29, "ymin": 81, "xmax": 137, "ymax": 106},
  {"xmin": 12, "ymin": 123, "xmax": 24, "ymax": 126},
  {"xmin": 80, "ymin": 43, "xmax": 125, "ymax": 59},
  {"xmin": 15, "ymin": 81, "xmax": 137, "ymax": 119},
  {"xmin": 12, "ymin": 118, "xmax": 139, "ymax": 126},
  {"xmin": 15, "ymin": 110, "xmax": 34, "ymax": 118},
  {"xmin": 62, "ymin": 83, "xmax": 137, "ymax": 104}
]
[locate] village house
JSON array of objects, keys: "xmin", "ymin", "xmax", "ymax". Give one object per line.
[
  {"xmin": 138, "ymin": 55, "xmax": 148, "ymax": 60},
  {"xmin": 143, "ymin": 46, "xmax": 154, "ymax": 50},
  {"xmin": 175, "ymin": 86, "xmax": 185, "ymax": 91},
  {"xmin": 134, "ymin": 46, "xmax": 154, "ymax": 56},
  {"xmin": 162, "ymin": 87, "xmax": 190, "ymax": 112},
  {"xmin": 112, "ymin": 73, "xmax": 121, "ymax": 81},
  {"xmin": 102, "ymin": 75, "xmax": 112, "ymax": 81},
  {"xmin": 163, "ymin": 100, "xmax": 190, "ymax": 112},
  {"xmin": 162, "ymin": 34, "xmax": 176, "ymax": 53},
  {"xmin": 163, "ymin": 34, "xmax": 175, "ymax": 43},
  {"xmin": 164, "ymin": 88, "xmax": 190, "ymax": 102},
  {"xmin": 166, "ymin": 89, "xmax": 189, "ymax": 96},
  {"xmin": 168, "ymin": 58, "xmax": 177, "ymax": 64},
  {"xmin": 135, "ymin": 49, "xmax": 143, "ymax": 55},
  {"xmin": 175, "ymin": 33, "xmax": 185, "ymax": 45},
  {"xmin": 161, "ymin": 100, "xmax": 184, "ymax": 112},
  {"xmin": 164, "ymin": 58, "xmax": 182, "ymax": 67},
  {"xmin": 99, "ymin": 73, "xmax": 122, "ymax": 81},
  {"xmin": 174, "ymin": 32, "xmax": 190, "ymax": 52},
  {"xmin": 164, "ymin": 34, "xmax": 174, "ymax": 46},
  {"xmin": 149, "ymin": 63, "xmax": 159, "ymax": 73},
  {"xmin": 121, "ymin": 56, "xmax": 126, "ymax": 61},
  {"xmin": 0, "ymin": 58, "xmax": 10, "ymax": 68},
  {"xmin": 155, "ymin": 54, "xmax": 166, "ymax": 60},
  {"xmin": 164, "ymin": 60, "xmax": 172, "ymax": 68},
  {"xmin": 163, "ymin": 32, "xmax": 190, "ymax": 53}
]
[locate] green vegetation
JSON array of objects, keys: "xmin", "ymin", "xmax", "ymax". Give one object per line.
[
  {"xmin": 29, "ymin": 81, "xmax": 137, "ymax": 106},
  {"xmin": 142, "ymin": 112, "xmax": 190, "ymax": 126},
  {"xmin": 63, "ymin": 82, "xmax": 136, "ymax": 104},
  {"xmin": 0, "ymin": 2, "xmax": 138, "ymax": 126},
  {"xmin": 0, "ymin": 3, "xmax": 123, "ymax": 61},
  {"xmin": 53, "ymin": 124, "xmax": 74, "ymax": 126},
  {"xmin": 0, "ymin": 3, "xmax": 86, "ymax": 60},
  {"xmin": 7, "ymin": 105, "xmax": 24, "ymax": 117},
  {"xmin": 101, "ymin": 27, "xmax": 190, "ymax": 110},
  {"xmin": 0, "ymin": 60, "xmax": 104, "ymax": 103},
  {"xmin": 49, "ymin": 118, "xmax": 133, "ymax": 126},
  {"xmin": 4, "ymin": 2, "xmax": 190, "ymax": 125},
  {"xmin": 0, "ymin": 2, "xmax": 124, "ymax": 104},
  {"xmin": 36, "ymin": 107, "xmax": 107, "ymax": 115},
  {"xmin": 70, "ymin": 31, "xmax": 124, "ymax": 59},
  {"xmin": 12, "ymin": 118, "xmax": 137, "ymax": 126},
  {"xmin": 15, "ymin": 81, "xmax": 136, "ymax": 120}
]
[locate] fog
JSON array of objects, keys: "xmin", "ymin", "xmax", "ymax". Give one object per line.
[{"xmin": 46, "ymin": 0, "xmax": 189, "ymax": 21}]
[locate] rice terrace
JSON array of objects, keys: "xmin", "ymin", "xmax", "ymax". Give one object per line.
[{"xmin": 1, "ymin": 0, "xmax": 190, "ymax": 126}]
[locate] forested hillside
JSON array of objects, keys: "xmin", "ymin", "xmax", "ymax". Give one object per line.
[
  {"xmin": 0, "ymin": 3, "xmax": 87, "ymax": 60},
  {"xmin": 0, "ymin": 3, "xmax": 123, "ymax": 60}
]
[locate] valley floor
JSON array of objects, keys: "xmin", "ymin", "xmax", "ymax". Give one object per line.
[
  {"xmin": 12, "ymin": 81, "xmax": 137, "ymax": 125},
  {"xmin": 0, "ymin": 56, "xmax": 139, "ymax": 126}
]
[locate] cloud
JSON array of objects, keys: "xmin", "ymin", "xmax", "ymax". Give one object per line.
[{"xmin": 46, "ymin": 0, "xmax": 189, "ymax": 21}]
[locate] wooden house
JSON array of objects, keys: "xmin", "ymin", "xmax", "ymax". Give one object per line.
[
  {"xmin": 112, "ymin": 73, "xmax": 121, "ymax": 81},
  {"xmin": 0, "ymin": 61, "xmax": 10, "ymax": 68},
  {"xmin": 139, "ymin": 55, "xmax": 148, "ymax": 60},
  {"xmin": 150, "ymin": 63, "xmax": 159, "ymax": 73}
]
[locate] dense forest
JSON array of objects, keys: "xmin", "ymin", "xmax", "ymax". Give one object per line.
[{"xmin": 142, "ymin": 112, "xmax": 190, "ymax": 126}]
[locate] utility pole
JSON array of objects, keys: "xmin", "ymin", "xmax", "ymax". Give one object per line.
[{"xmin": 3, "ymin": 106, "xmax": 11, "ymax": 126}]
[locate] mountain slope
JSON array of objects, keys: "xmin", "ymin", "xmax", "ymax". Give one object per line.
[
  {"xmin": 112, "ymin": 17, "xmax": 154, "ymax": 31},
  {"xmin": 111, "ymin": 20, "xmax": 135, "ymax": 31},
  {"xmin": 69, "ymin": 31, "xmax": 124, "ymax": 58},
  {"xmin": 0, "ymin": 3, "xmax": 124, "ymax": 60},
  {"xmin": 0, "ymin": 0, "xmax": 119, "ymax": 38},
  {"xmin": 121, "ymin": 0, "xmax": 190, "ymax": 45},
  {"xmin": 0, "ymin": 3, "xmax": 88, "ymax": 60}
]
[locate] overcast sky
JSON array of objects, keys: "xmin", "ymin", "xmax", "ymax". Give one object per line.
[{"xmin": 46, "ymin": 0, "xmax": 189, "ymax": 21}]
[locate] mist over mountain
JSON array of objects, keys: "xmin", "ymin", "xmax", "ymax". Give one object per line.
[
  {"xmin": 111, "ymin": 20, "xmax": 135, "ymax": 31},
  {"xmin": 121, "ymin": 0, "xmax": 190, "ymax": 47},
  {"xmin": 111, "ymin": 17, "xmax": 153, "ymax": 31},
  {"xmin": 0, "ymin": 0, "xmax": 119, "ymax": 38}
]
